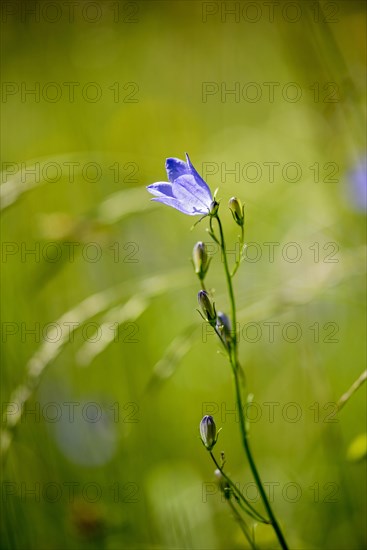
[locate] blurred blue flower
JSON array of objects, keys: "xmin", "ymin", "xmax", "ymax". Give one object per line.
[
  {"xmin": 147, "ymin": 153, "xmax": 213, "ymax": 215},
  {"xmin": 348, "ymin": 157, "xmax": 367, "ymax": 212}
]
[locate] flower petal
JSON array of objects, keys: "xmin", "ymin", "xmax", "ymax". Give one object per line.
[
  {"xmin": 146, "ymin": 182, "xmax": 173, "ymax": 198},
  {"xmin": 172, "ymin": 174, "xmax": 212, "ymax": 214},
  {"xmin": 146, "ymin": 154, "xmax": 213, "ymax": 217},
  {"xmin": 151, "ymin": 196, "xmax": 200, "ymax": 215},
  {"xmin": 185, "ymin": 153, "xmax": 212, "ymax": 201},
  {"xmin": 165, "ymin": 157, "xmax": 191, "ymax": 183}
]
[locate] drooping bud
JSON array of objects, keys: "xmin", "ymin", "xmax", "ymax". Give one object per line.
[
  {"xmin": 228, "ymin": 197, "xmax": 244, "ymax": 226},
  {"xmin": 198, "ymin": 290, "xmax": 216, "ymax": 326},
  {"xmin": 216, "ymin": 312, "xmax": 232, "ymax": 347},
  {"xmin": 193, "ymin": 242, "xmax": 209, "ymax": 280},
  {"xmin": 200, "ymin": 415, "xmax": 218, "ymax": 451}
]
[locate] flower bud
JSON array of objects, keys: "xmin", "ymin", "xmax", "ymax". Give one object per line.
[
  {"xmin": 198, "ymin": 290, "xmax": 216, "ymax": 325},
  {"xmin": 216, "ymin": 312, "xmax": 232, "ymax": 347},
  {"xmin": 200, "ymin": 415, "xmax": 218, "ymax": 451},
  {"xmin": 228, "ymin": 197, "xmax": 244, "ymax": 226},
  {"xmin": 210, "ymin": 200, "xmax": 219, "ymax": 216},
  {"xmin": 193, "ymin": 242, "xmax": 209, "ymax": 280}
]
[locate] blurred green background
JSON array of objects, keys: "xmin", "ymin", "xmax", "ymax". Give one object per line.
[{"xmin": 1, "ymin": 1, "xmax": 366, "ymax": 549}]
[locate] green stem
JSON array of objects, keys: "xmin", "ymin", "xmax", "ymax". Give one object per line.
[
  {"xmin": 233, "ymin": 370, "xmax": 289, "ymax": 550},
  {"xmin": 209, "ymin": 451, "xmax": 269, "ymax": 524},
  {"xmin": 231, "ymin": 223, "xmax": 245, "ymax": 278},
  {"xmin": 337, "ymin": 369, "xmax": 367, "ymax": 411},
  {"xmin": 214, "ymin": 212, "xmax": 289, "ymax": 550},
  {"xmin": 215, "ymin": 215, "xmax": 237, "ymax": 348},
  {"xmin": 227, "ymin": 498, "xmax": 258, "ymax": 550}
]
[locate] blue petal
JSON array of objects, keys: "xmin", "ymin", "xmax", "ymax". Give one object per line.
[
  {"xmin": 173, "ymin": 174, "xmax": 212, "ymax": 210},
  {"xmin": 185, "ymin": 153, "xmax": 212, "ymax": 201},
  {"xmin": 151, "ymin": 196, "xmax": 200, "ymax": 215},
  {"xmin": 172, "ymin": 175, "xmax": 211, "ymax": 215},
  {"xmin": 165, "ymin": 157, "xmax": 191, "ymax": 183},
  {"xmin": 146, "ymin": 182, "xmax": 173, "ymax": 197}
]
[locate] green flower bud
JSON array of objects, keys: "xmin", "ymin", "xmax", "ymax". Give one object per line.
[
  {"xmin": 193, "ymin": 241, "xmax": 209, "ymax": 280},
  {"xmin": 210, "ymin": 200, "xmax": 219, "ymax": 216},
  {"xmin": 200, "ymin": 415, "xmax": 218, "ymax": 451},
  {"xmin": 228, "ymin": 197, "xmax": 244, "ymax": 226},
  {"xmin": 216, "ymin": 311, "xmax": 232, "ymax": 347},
  {"xmin": 198, "ymin": 290, "xmax": 216, "ymax": 325}
]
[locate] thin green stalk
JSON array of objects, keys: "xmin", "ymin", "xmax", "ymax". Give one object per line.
[
  {"xmin": 337, "ymin": 369, "xmax": 367, "ymax": 411},
  {"xmin": 209, "ymin": 451, "xmax": 269, "ymax": 524},
  {"xmin": 227, "ymin": 498, "xmax": 258, "ymax": 550},
  {"xmin": 232, "ymin": 369, "xmax": 289, "ymax": 550},
  {"xmin": 214, "ymin": 212, "xmax": 289, "ymax": 550},
  {"xmin": 214, "ymin": 215, "xmax": 237, "ymax": 348},
  {"xmin": 231, "ymin": 223, "xmax": 245, "ymax": 278}
]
